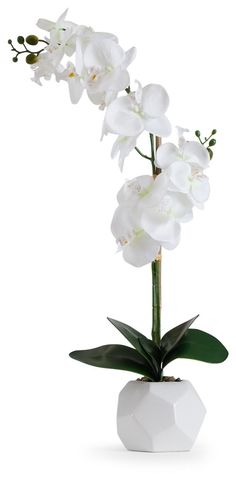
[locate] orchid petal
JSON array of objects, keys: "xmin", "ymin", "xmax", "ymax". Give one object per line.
[
  {"xmin": 68, "ymin": 77, "xmax": 84, "ymax": 104},
  {"xmin": 36, "ymin": 18, "xmax": 56, "ymax": 31},
  {"xmin": 111, "ymin": 203, "xmax": 138, "ymax": 241},
  {"xmin": 143, "ymin": 115, "xmax": 171, "ymax": 137},
  {"xmin": 141, "ymin": 209, "xmax": 181, "ymax": 244},
  {"xmin": 84, "ymin": 39, "xmax": 125, "ymax": 69},
  {"xmin": 135, "ymin": 80, "xmax": 143, "ymax": 104},
  {"xmin": 122, "ymin": 47, "xmax": 137, "ymax": 69},
  {"xmin": 111, "ymin": 136, "xmax": 137, "ymax": 171},
  {"xmin": 105, "ymin": 96, "xmax": 144, "ymax": 136},
  {"xmin": 57, "ymin": 8, "xmax": 69, "ymax": 24},
  {"xmin": 142, "ymin": 84, "xmax": 169, "ymax": 117},
  {"xmin": 140, "ymin": 173, "xmax": 169, "ymax": 208},
  {"xmin": 176, "ymin": 125, "xmax": 189, "ymax": 148},
  {"xmin": 87, "ymin": 89, "xmax": 104, "ymax": 106},
  {"xmin": 161, "ymin": 235, "xmax": 181, "ymax": 250},
  {"xmin": 169, "ymin": 192, "xmax": 193, "ymax": 221},
  {"xmin": 92, "ymin": 32, "xmax": 119, "ymax": 43},
  {"xmin": 75, "ymin": 39, "xmax": 84, "ymax": 76},
  {"xmin": 97, "ymin": 69, "xmax": 129, "ymax": 93},
  {"xmin": 117, "ymin": 175, "xmax": 153, "ymax": 203},
  {"xmin": 191, "ymin": 175, "xmax": 210, "ymax": 203},
  {"xmin": 123, "ymin": 233, "xmax": 160, "ymax": 267},
  {"xmin": 104, "ymin": 90, "xmax": 118, "ymax": 107},
  {"xmin": 168, "ymin": 161, "xmax": 192, "ymax": 193},
  {"xmin": 182, "ymin": 141, "xmax": 209, "ymax": 168},
  {"xmin": 155, "ymin": 143, "xmax": 179, "ymax": 169}
]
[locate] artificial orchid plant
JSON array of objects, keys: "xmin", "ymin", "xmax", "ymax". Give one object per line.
[{"xmin": 9, "ymin": 9, "xmax": 228, "ymax": 382}]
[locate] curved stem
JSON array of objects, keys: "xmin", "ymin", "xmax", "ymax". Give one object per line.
[
  {"xmin": 9, "ymin": 38, "xmax": 49, "ymax": 59},
  {"xmin": 135, "ymin": 146, "xmax": 152, "ymax": 161}
]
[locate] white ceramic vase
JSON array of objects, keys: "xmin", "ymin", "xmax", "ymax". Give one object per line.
[{"xmin": 117, "ymin": 380, "xmax": 206, "ymax": 452}]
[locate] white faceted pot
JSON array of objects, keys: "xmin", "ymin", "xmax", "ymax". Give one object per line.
[{"xmin": 117, "ymin": 380, "xmax": 206, "ymax": 452}]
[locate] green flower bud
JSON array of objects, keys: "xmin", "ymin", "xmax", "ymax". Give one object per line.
[
  {"xmin": 207, "ymin": 148, "xmax": 213, "ymax": 160},
  {"xmin": 12, "ymin": 56, "xmax": 18, "ymax": 63},
  {"xmin": 26, "ymin": 34, "xmax": 39, "ymax": 46},
  {"xmin": 8, "ymin": 39, "xmax": 12, "ymax": 44},
  {"xmin": 26, "ymin": 53, "xmax": 38, "ymax": 64},
  {"xmin": 209, "ymin": 139, "xmax": 216, "ymax": 146},
  {"xmin": 195, "ymin": 130, "xmax": 201, "ymax": 137},
  {"xmin": 17, "ymin": 36, "xmax": 25, "ymax": 44},
  {"xmin": 212, "ymin": 129, "xmax": 217, "ymax": 135}
]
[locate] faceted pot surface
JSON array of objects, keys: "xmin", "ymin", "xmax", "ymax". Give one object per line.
[{"xmin": 117, "ymin": 380, "xmax": 206, "ymax": 452}]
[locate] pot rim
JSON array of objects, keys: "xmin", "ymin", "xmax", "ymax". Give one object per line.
[{"xmin": 128, "ymin": 379, "xmax": 189, "ymax": 385}]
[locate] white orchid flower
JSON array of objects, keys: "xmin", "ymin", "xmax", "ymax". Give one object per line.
[
  {"xmin": 37, "ymin": 9, "xmax": 80, "ymax": 56},
  {"xmin": 56, "ymin": 62, "xmax": 85, "ymax": 104},
  {"xmin": 140, "ymin": 189, "xmax": 193, "ymax": 250},
  {"xmin": 155, "ymin": 140, "xmax": 210, "ymax": 206},
  {"xmin": 111, "ymin": 201, "xmax": 161, "ymax": 267},
  {"xmin": 104, "ymin": 81, "xmax": 171, "ymax": 138},
  {"xmin": 79, "ymin": 38, "xmax": 136, "ymax": 108},
  {"xmin": 111, "ymin": 136, "xmax": 138, "ymax": 171},
  {"xmin": 111, "ymin": 174, "xmax": 193, "ymax": 267},
  {"xmin": 31, "ymin": 45, "xmax": 64, "ymax": 85}
]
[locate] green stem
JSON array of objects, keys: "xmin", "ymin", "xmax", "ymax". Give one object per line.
[
  {"xmin": 151, "ymin": 256, "xmax": 161, "ymax": 345},
  {"xmin": 149, "ymin": 133, "xmax": 156, "ymax": 174},
  {"xmin": 150, "ymin": 135, "xmax": 162, "ymax": 346},
  {"xmin": 135, "ymin": 146, "xmax": 152, "ymax": 161}
]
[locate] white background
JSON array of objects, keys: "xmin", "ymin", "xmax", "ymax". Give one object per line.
[{"xmin": 1, "ymin": 0, "xmax": 235, "ymax": 481}]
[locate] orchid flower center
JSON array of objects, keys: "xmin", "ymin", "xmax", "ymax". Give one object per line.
[
  {"xmin": 87, "ymin": 67, "xmax": 103, "ymax": 84},
  {"xmin": 126, "ymin": 179, "xmax": 152, "ymax": 198}
]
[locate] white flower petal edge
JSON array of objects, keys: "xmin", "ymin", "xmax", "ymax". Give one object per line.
[
  {"xmin": 111, "ymin": 136, "xmax": 138, "ymax": 171},
  {"xmin": 123, "ymin": 233, "xmax": 160, "ymax": 267},
  {"xmin": 142, "ymin": 84, "xmax": 169, "ymax": 117}
]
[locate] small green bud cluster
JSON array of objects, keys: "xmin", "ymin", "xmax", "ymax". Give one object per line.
[
  {"xmin": 195, "ymin": 129, "xmax": 217, "ymax": 159},
  {"xmin": 8, "ymin": 34, "xmax": 47, "ymax": 64}
]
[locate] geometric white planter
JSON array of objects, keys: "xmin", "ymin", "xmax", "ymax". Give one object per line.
[{"xmin": 117, "ymin": 380, "xmax": 206, "ymax": 452}]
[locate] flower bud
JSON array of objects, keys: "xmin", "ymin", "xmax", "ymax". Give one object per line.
[
  {"xmin": 26, "ymin": 53, "xmax": 38, "ymax": 64},
  {"xmin": 195, "ymin": 130, "xmax": 201, "ymax": 137},
  {"xmin": 12, "ymin": 56, "xmax": 18, "ymax": 63},
  {"xmin": 212, "ymin": 129, "xmax": 217, "ymax": 135},
  {"xmin": 209, "ymin": 139, "xmax": 216, "ymax": 146},
  {"xmin": 17, "ymin": 36, "xmax": 25, "ymax": 44},
  {"xmin": 26, "ymin": 35, "xmax": 39, "ymax": 46},
  {"xmin": 8, "ymin": 39, "xmax": 12, "ymax": 44}
]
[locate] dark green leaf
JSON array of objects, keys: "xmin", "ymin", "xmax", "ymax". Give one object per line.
[
  {"xmin": 207, "ymin": 147, "xmax": 213, "ymax": 159},
  {"xmin": 160, "ymin": 315, "xmax": 199, "ymax": 357},
  {"xmin": 69, "ymin": 344, "xmax": 155, "ymax": 379},
  {"xmin": 107, "ymin": 317, "xmax": 161, "ymax": 364},
  {"xmin": 137, "ymin": 337, "xmax": 162, "ymax": 380},
  {"xmin": 163, "ymin": 329, "xmax": 229, "ymax": 367}
]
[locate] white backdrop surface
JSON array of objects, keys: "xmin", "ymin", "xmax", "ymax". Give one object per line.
[{"xmin": 0, "ymin": 1, "xmax": 235, "ymax": 482}]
